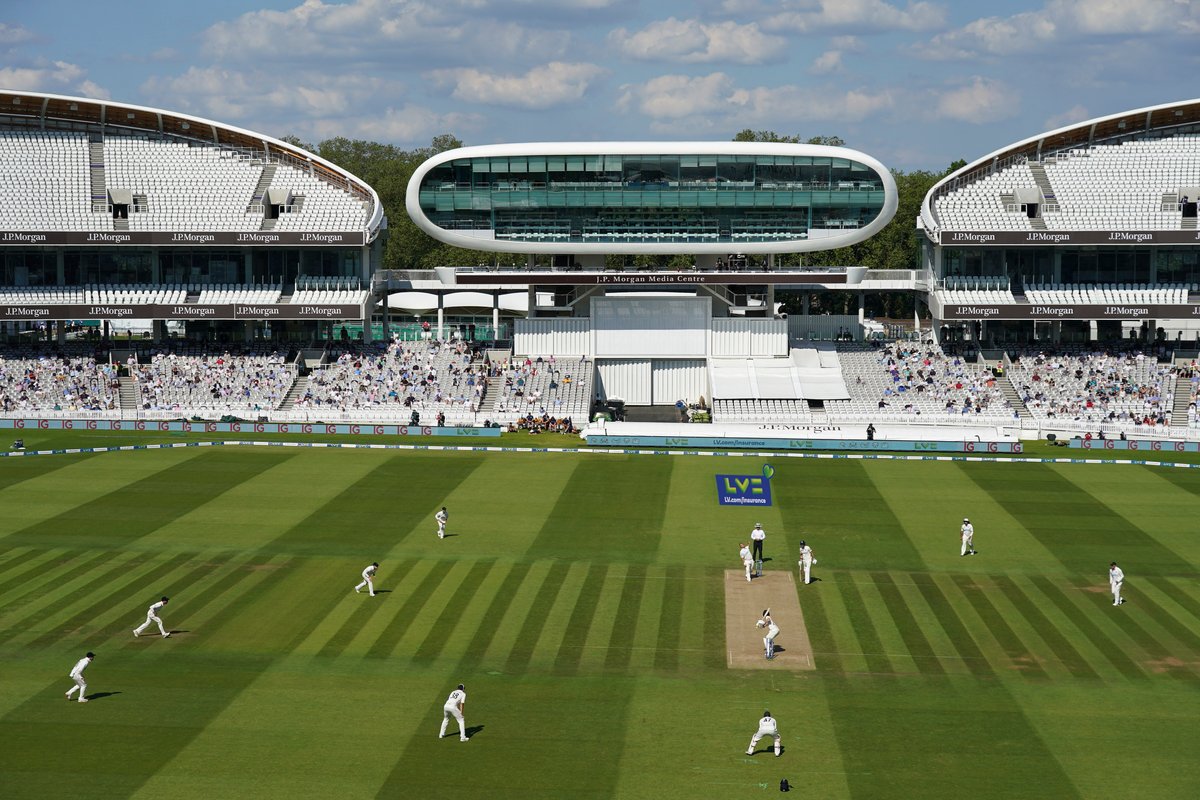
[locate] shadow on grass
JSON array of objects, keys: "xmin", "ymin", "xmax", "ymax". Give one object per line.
[{"xmin": 86, "ymin": 691, "xmax": 122, "ymax": 701}]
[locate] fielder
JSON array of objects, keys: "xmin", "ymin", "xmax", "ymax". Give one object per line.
[
  {"xmin": 960, "ymin": 518, "xmax": 976, "ymax": 556},
  {"xmin": 65, "ymin": 652, "xmax": 94, "ymax": 703},
  {"xmin": 757, "ymin": 608, "xmax": 781, "ymax": 659},
  {"xmin": 436, "ymin": 507, "xmax": 449, "ymax": 539},
  {"xmin": 746, "ymin": 710, "xmax": 782, "ymax": 757},
  {"xmin": 798, "ymin": 540, "xmax": 816, "ymax": 585},
  {"xmin": 355, "ymin": 562, "xmax": 379, "ymax": 596},
  {"xmin": 1109, "ymin": 562, "xmax": 1125, "ymax": 606},
  {"xmin": 133, "ymin": 596, "xmax": 170, "ymax": 638},
  {"xmin": 739, "ymin": 542, "xmax": 754, "ymax": 583},
  {"xmin": 439, "ymin": 683, "xmax": 468, "ymax": 741}
]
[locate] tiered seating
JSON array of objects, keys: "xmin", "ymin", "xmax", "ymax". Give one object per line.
[
  {"xmin": 1023, "ymin": 283, "xmax": 1191, "ymax": 304},
  {"xmin": 490, "ymin": 356, "xmax": 592, "ymax": 424},
  {"xmin": 295, "ymin": 340, "xmax": 485, "ymax": 425},
  {"xmin": 1042, "ymin": 136, "xmax": 1200, "ymax": 229},
  {"xmin": 933, "ymin": 161, "xmax": 1038, "ymax": 230},
  {"xmin": 1007, "ymin": 347, "xmax": 1176, "ymax": 426},
  {"xmin": 711, "ymin": 399, "xmax": 812, "ymax": 424},
  {"xmin": 289, "ymin": 276, "xmax": 369, "ymax": 305},
  {"xmin": 132, "ymin": 347, "xmax": 295, "ymax": 412},
  {"xmin": 0, "ymin": 351, "xmax": 120, "ymax": 413},
  {"xmin": 0, "ymin": 286, "xmax": 86, "ymax": 304},
  {"xmin": 104, "ymin": 137, "xmax": 264, "ymax": 231},
  {"xmin": 268, "ymin": 163, "xmax": 370, "ymax": 231},
  {"xmin": 85, "ymin": 284, "xmax": 187, "ymax": 304},
  {"xmin": 0, "ymin": 131, "xmax": 92, "ymax": 229},
  {"xmin": 936, "ymin": 276, "xmax": 1016, "ymax": 306},
  {"xmin": 825, "ymin": 342, "xmax": 1013, "ymax": 420},
  {"xmin": 196, "ymin": 284, "xmax": 282, "ymax": 304}
]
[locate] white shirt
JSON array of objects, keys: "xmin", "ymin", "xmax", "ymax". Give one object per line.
[
  {"xmin": 362, "ymin": 565, "xmax": 377, "ymax": 580},
  {"xmin": 69, "ymin": 657, "xmax": 91, "ymax": 678},
  {"xmin": 961, "ymin": 523, "xmax": 974, "ymax": 539},
  {"xmin": 799, "ymin": 544, "xmax": 813, "ymax": 563},
  {"xmin": 1110, "ymin": 566, "xmax": 1124, "ymax": 584},
  {"xmin": 757, "ymin": 716, "xmax": 778, "ymax": 734},
  {"xmin": 763, "ymin": 617, "xmax": 780, "ymax": 637},
  {"xmin": 436, "ymin": 510, "xmax": 448, "ymax": 524},
  {"xmin": 444, "ymin": 688, "xmax": 466, "ymax": 709},
  {"xmin": 739, "ymin": 545, "xmax": 752, "ymax": 563},
  {"xmin": 147, "ymin": 600, "xmax": 166, "ymax": 616},
  {"xmin": 750, "ymin": 527, "xmax": 765, "ymax": 542}
]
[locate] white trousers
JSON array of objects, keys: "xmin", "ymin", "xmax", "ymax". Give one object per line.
[
  {"xmin": 801, "ymin": 557, "xmax": 812, "ymax": 584},
  {"xmin": 743, "ymin": 559, "xmax": 753, "ymax": 581},
  {"xmin": 1111, "ymin": 581, "xmax": 1122, "ymax": 604},
  {"xmin": 440, "ymin": 706, "xmax": 466, "ymax": 739},
  {"xmin": 748, "ymin": 730, "xmax": 781, "ymax": 753},
  {"xmin": 134, "ymin": 613, "xmax": 166, "ymax": 636},
  {"xmin": 961, "ymin": 535, "xmax": 974, "ymax": 555},
  {"xmin": 356, "ymin": 576, "xmax": 375, "ymax": 595},
  {"xmin": 66, "ymin": 676, "xmax": 87, "ymax": 701}
]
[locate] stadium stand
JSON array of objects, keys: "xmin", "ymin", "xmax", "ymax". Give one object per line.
[
  {"xmin": 486, "ymin": 355, "xmax": 592, "ymax": 426},
  {"xmin": 132, "ymin": 347, "xmax": 295, "ymax": 413},
  {"xmin": 0, "ymin": 130, "xmax": 92, "ymax": 229},
  {"xmin": 0, "ymin": 350, "xmax": 120, "ymax": 413}
]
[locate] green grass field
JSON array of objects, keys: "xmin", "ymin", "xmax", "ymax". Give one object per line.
[{"xmin": 0, "ymin": 444, "xmax": 1197, "ymax": 799}]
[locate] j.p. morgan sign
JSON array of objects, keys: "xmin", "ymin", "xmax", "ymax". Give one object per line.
[
  {"xmin": 939, "ymin": 230, "xmax": 1200, "ymax": 246},
  {"xmin": 0, "ymin": 304, "xmax": 365, "ymax": 321},
  {"xmin": 942, "ymin": 304, "xmax": 1200, "ymax": 320},
  {"xmin": 0, "ymin": 231, "xmax": 365, "ymax": 247}
]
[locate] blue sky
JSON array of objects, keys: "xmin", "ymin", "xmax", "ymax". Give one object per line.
[{"xmin": 4, "ymin": 1, "xmax": 1199, "ymax": 171}]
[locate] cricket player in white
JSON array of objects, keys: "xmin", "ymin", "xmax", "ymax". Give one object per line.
[
  {"xmin": 757, "ymin": 609, "xmax": 781, "ymax": 659},
  {"xmin": 133, "ymin": 596, "xmax": 170, "ymax": 638},
  {"xmin": 739, "ymin": 543, "xmax": 754, "ymax": 582},
  {"xmin": 65, "ymin": 652, "xmax": 94, "ymax": 703},
  {"xmin": 355, "ymin": 562, "xmax": 379, "ymax": 596},
  {"xmin": 436, "ymin": 507, "xmax": 448, "ymax": 539},
  {"xmin": 798, "ymin": 540, "xmax": 816, "ymax": 585},
  {"xmin": 440, "ymin": 684, "xmax": 468, "ymax": 741},
  {"xmin": 746, "ymin": 710, "xmax": 781, "ymax": 756},
  {"xmin": 1109, "ymin": 562, "xmax": 1125, "ymax": 606},
  {"xmin": 960, "ymin": 518, "xmax": 976, "ymax": 556}
]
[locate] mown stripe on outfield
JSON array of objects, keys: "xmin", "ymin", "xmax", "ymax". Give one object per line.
[
  {"xmin": 4, "ymin": 450, "xmax": 296, "ymax": 549},
  {"xmin": 364, "ymin": 561, "xmax": 454, "ymax": 659},
  {"xmin": 910, "ymin": 572, "xmax": 993, "ymax": 677},
  {"xmin": 604, "ymin": 563, "xmax": 647, "ymax": 673},
  {"xmin": 870, "ymin": 571, "xmax": 946, "ymax": 676},
  {"xmin": 950, "ymin": 573, "xmax": 1050, "ymax": 680},
  {"xmin": 504, "ymin": 561, "xmax": 570, "ymax": 673},
  {"xmin": 837, "ymin": 573, "xmax": 894, "ymax": 674},
  {"xmin": 653, "ymin": 566, "xmax": 686, "ymax": 672},
  {"xmin": 993, "ymin": 575, "xmax": 1100, "ymax": 680},
  {"xmin": 458, "ymin": 562, "xmax": 530, "ymax": 672},
  {"xmin": 701, "ymin": 566, "xmax": 725, "ymax": 670},
  {"xmin": 552, "ymin": 561, "xmax": 609, "ymax": 676},
  {"xmin": 411, "ymin": 560, "xmax": 496, "ymax": 665},
  {"xmin": 1143, "ymin": 575, "xmax": 1200, "ymax": 621},
  {"xmin": 0, "ymin": 548, "xmax": 87, "ymax": 603},
  {"xmin": 1026, "ymin": 576, "xmax": 1146, "ymax": 680},
  {"xmin": 317, "ymin": 559, "xmax": 419, "ymax": 659},
  {"xmin": 0, "ymin": 451, "xmax": 97, "ymax": 492},
  {"xmin": 1116, "ymin": 584, "xmax": 1200, "ymax": 654},
  {"xmin": 527, "ymin": 457, "xmax": 672, "ymax": 562},
  {"xmin": 963, "ymin": 462, "xmax": 1192, "ymax": 574}
]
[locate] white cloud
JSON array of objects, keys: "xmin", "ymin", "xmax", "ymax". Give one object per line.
[
  {"xmin": 0, "ymin": 60, "xmax": 107, "ymax": 98},
  {"xmin": 810, "ymin": 50, "xmax": 843, "ymax": 74},
  {"xmin": 609, "ymin": 18, "xmax": 787, "ymax": 64},
  {"xmin": 933, "ymin": 77, "xmax": 1019, "ymax": 123},
  {"xmin": 201, "ymin": 0, "xmax": 570, "ymax": 62},
  {"xmin": 765, "ymin": 0, "xmax": 946, "ymax": 33},
  {"xmin": 307, "ymin": 105, "xmax": 483, "ymax": 143},
  {"xmin": 0, "ymin": 22, "xmax": 34, "ymax": 45},
  {"xmin": 917, "ymin": 0, "xmax": 1200, "ymax": 59},
  {"xmin": 617, "ymin": 72, "xmax": 895, "ymax": 128},
  {"xmin": 1044, "ymin": 104, "xmax": 1090, "ymax": 131},
  {"xmin": 427, "ymin": 62, "xmax": 605, "ymax": 110}
]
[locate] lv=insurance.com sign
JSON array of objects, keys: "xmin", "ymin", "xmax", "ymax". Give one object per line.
[{"xmin": 715, "ymin": 464, "xmax": 774, "ymax": 506}]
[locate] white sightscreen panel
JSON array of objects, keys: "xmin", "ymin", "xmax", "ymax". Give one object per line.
[
  {"xmin": 651, "ymin": 360, "xmax": 708, "ymax": 405},
  {"xmin": 708, "ymin": 360, "xmax": 753, "ymax": 398},
  {"xmin": 596, "ymin": 359, "xmax": 651, "ymax": 405},
  {"xmin": 514, "ymin": 319, "xmax": 591, "ymax": 356},
  {"xmin": 593, "ymin": 298, "xmax": 707, "ymax": 357},
  {"xmin": 712, "ymin": 318, "xmax": 787, "ymax": 357},
  {"xmin": 755, "ymin": 366, "xmax": 801, "ymax": 399}
]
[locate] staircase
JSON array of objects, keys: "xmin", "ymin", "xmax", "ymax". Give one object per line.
[
  {"xmin": 1028, "ymin": 162, "xmax": 1060, "ymax": 212},
  {"xmin": 1183, "ymin": 217, "xmax": 1197, "ymax": 230},
  {"xmin": 1170, "ymin": 374, "xmax": 1194, "ymax": 427},
  {"xmin": 88, "ymin": 139, "xmax": 108, "ymax": 213},
  {"xmin": 998, "ymin": 372, "xmax": 1033, "ymax": 421},
  {"xmin": 278, "ymin": 375, "xmax": 308, "ymax": 411},
  {"xmin": 118, "ymin": 377, "xmax": 139, "ymax": 413},
  {"xmin": 248, "ymin": 164, "xmax": 275, "ymax": 213}
]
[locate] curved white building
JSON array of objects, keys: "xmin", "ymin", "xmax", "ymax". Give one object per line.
[{"xmin": 407, "ymin": 142, "xmax": 897, "ymax": 255}]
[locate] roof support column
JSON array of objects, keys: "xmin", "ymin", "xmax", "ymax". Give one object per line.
[{"xmin": 492, "ymin": 293, "xmax": 500, "ymax": 344}]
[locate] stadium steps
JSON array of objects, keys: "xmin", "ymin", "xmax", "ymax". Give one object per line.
[
  {"xmin": 998, "ymin": 373, "xmax": 1033, "ymax": 420},
  {"xmin": 117, "ymin": 377, "xmax": 138, "ymax": 412},
  {"xmin": 278, "ymin": 376, "xmax": 308, "ymax": 411},
  {"xmin": 249, "ymin": 164, "xmax": 275, "ymax": 212},
  {"xmin": 88, "ymin": 140, "xmax": 107, "ymax": 213},
  {"xmin": 1183, "ymin": 217, "xmax": 1198, "ymax": 230},
  {"xmin": 1161, "ymin": 192, "xmax": 1179, "ymax": 211},
  {"xmin": 1027, "ymin": 162, "xmax": 1059, "ymax": 212},
  {"xmin": 1170, "ymin": 379, "xmax": 1192, "ymax": 427}
]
